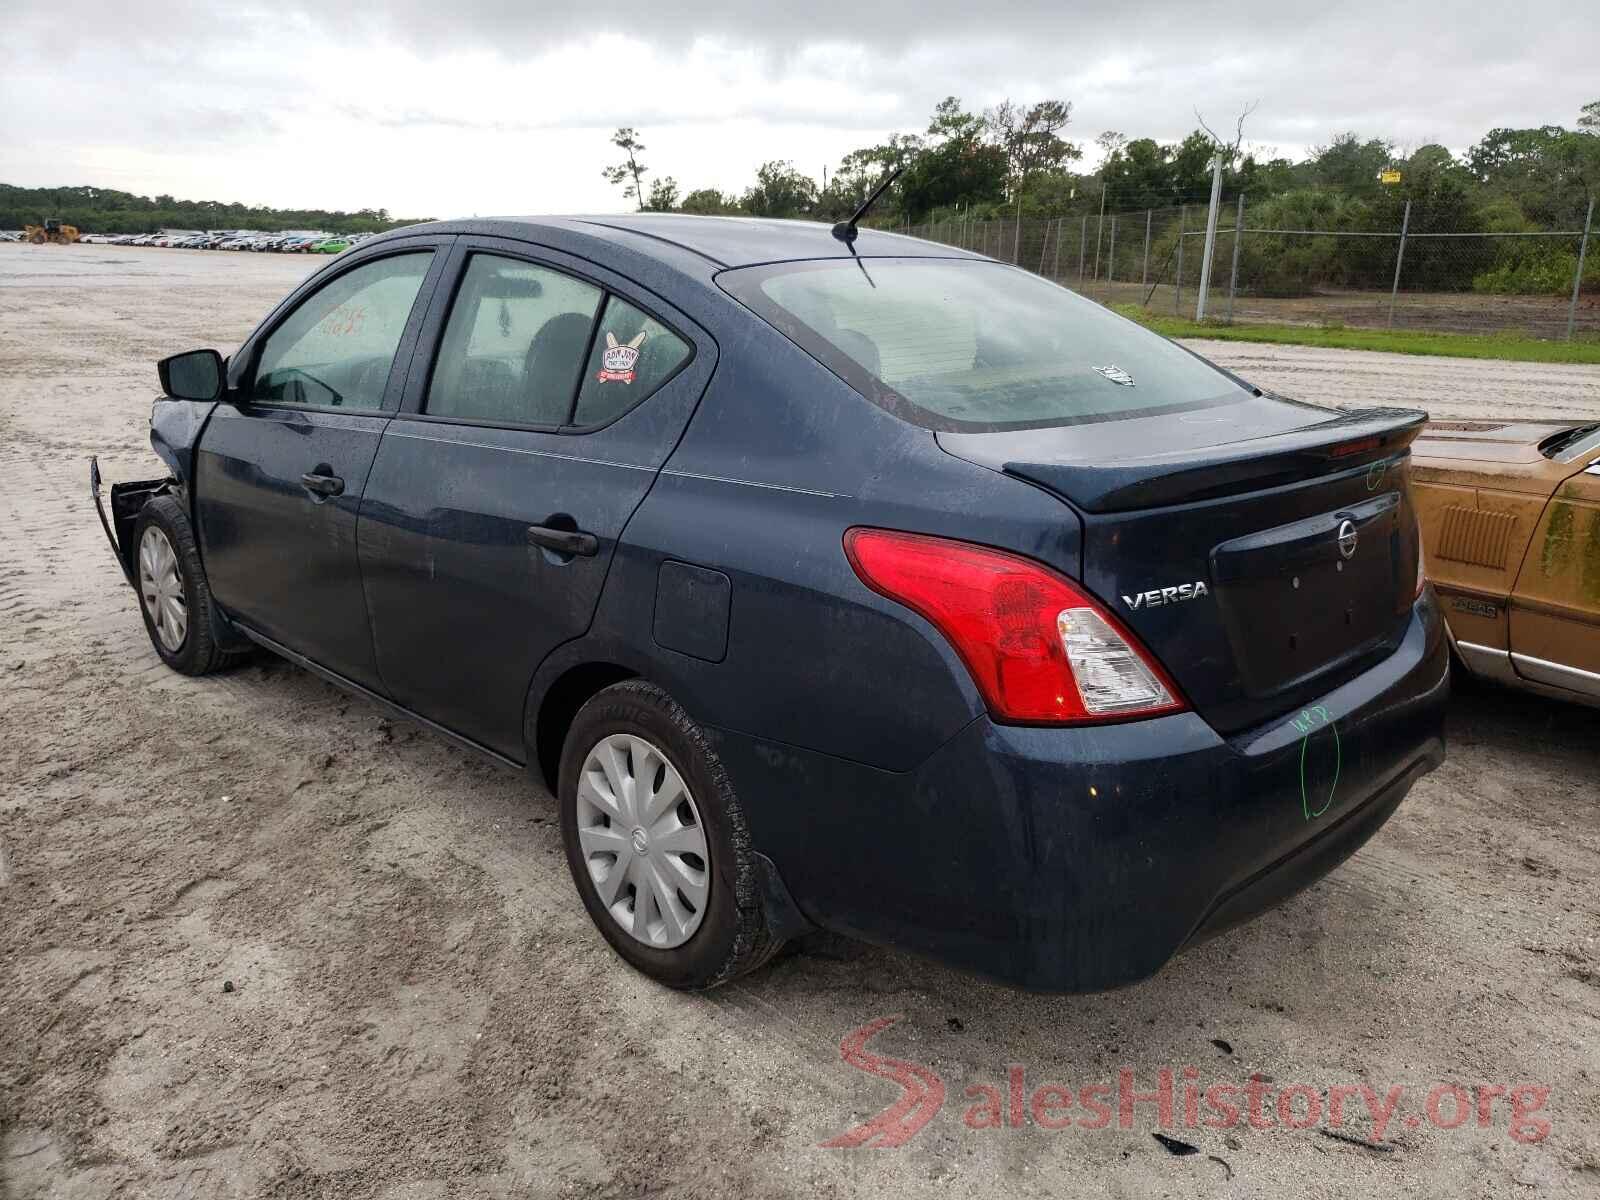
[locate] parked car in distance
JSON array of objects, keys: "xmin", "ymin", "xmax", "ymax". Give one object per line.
[
  {"xmin": 92, "ymin": 215, "xmax": 1448, "ymax": 993},
  {"xmin": 1413, "ymin": 418, "xmax": 1600, "ymax": 707},
  {"xmin": 310, "ymin": 237, "xmax": 352, "ymax": 254}
]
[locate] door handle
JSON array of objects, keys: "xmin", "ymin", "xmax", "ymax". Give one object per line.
[
  {"xmin": 300, "ymin": 471, "xmax": 344, "ymax": 497},
  {"xmin": 526, "ymin": 524, "xmax": 598, "ymax": 557}
]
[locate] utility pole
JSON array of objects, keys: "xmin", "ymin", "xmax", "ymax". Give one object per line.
[
  {"xmin": 1013, "ymin": 192, "xmax": 1023, "ymax": 264},
  {"xmin": 1388, "ymin": 199, "xmax": 1412, "ymax": 329},
  {"xmin": 1092, "ymin": 184, "xmax": 1107, "ymax": 280},
  {"xmin": 1568, "ymin": 195, "xmax": 1594, "ymax": 342},
  {"xmin": 1195, "ymin": 153, "xmax": 1224, "ymax": 321},
  {"xmin": 1141, "ymin": 209, "xmax": 1152, "ymax": 290}
]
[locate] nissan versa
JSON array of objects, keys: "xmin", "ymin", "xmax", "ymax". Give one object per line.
[{"xmin": 91, "ymin": 212, "xmax": 1448, "ymax": 993}]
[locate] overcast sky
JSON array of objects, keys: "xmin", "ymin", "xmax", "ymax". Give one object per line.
[{"xmin": 2, "ymin": 2, "xmax": 1593, "ymax": 218}]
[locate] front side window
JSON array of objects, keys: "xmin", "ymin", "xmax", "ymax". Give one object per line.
[
  {"xmin": 572, "ymin": 297, "xmax": 693, "ymax": 427},
  {"xmin": 252, "ymin": 252, "xmax": 431, "ymax": 410},
  {"xmin": 426, "ymin": 255, "xmax": 603, "ymax": 426},
  {"xmin": 718, "ymin": 258, "xmax": 1249, "ymax": 432}
]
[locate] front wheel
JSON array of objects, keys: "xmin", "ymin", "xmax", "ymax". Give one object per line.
[
  {"xmin": 558, "ymin": 681, "xmax": 779, "ymax": 989},
  {"xmin": 132, "ymin": 493, "xmax": 241, "ymax": 676}
]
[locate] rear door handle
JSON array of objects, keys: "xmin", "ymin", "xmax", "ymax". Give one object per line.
[
  {"xmin": 526, "ymin": 525, "xmax": 598, "ymax": 557},
  {"xmin": 300, "ymin": 472, "xmax": 344, "ymax": 497}
]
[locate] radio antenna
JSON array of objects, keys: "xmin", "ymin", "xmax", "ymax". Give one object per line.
[{"xmin": 832, "ymin": 166, "xmax": 904, "ymax": 247}]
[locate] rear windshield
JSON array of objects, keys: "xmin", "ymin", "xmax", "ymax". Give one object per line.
[{"xmin": 718, "ymin": 257, "xmax": 1247, "ymax": 432}]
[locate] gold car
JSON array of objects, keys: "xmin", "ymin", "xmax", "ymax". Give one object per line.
[{"xmin": 1413, "ymin": 419, "xmax": 1600, "ymax": 707}]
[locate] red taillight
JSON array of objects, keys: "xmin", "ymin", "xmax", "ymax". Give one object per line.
[{"xmin": 843, "ymin": 528, "xmax": 1187, "ymax": 725}]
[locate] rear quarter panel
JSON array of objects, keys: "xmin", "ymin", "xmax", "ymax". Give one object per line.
[
  {"xmin": 552, "ymin": 324, "xmax": 1085, "ymax": 774},
  {"xmin": 1413, "ymin": 454, "xmax": 1555, "ymax": 651}
]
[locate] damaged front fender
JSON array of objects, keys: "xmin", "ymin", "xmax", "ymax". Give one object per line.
[
  {"xmin": 92, "ymin": 394, "xmax": 219, "ymax": 589},
  {"xmin": 150, "ymin": 395, "xmax": 217, "ymax": 485},
  {"xmin": 90, "ymin": 456, "xmax": 173, "ymax": 587}
]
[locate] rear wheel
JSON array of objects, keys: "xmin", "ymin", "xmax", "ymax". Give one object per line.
[
  {"xmin": 132, "ymin": 494, "xmax": 241, "ymax": 676},
  {"xmin": 558, "ymin": 680, "xmax": 778, "ymax": 989}
]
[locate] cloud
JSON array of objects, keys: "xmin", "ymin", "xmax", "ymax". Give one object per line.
[{"xmin": 0, "ymin": 1, "xmax": 1592, "ymax": 216}]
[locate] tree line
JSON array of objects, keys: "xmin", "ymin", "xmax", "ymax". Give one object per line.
[
  {"xmin": 604, "ymin": 99, "xmax": 1600, "ymax": 295},
  {"xmin": 0, "ymin": 184, "xmax": 430, "ymax": 236}
]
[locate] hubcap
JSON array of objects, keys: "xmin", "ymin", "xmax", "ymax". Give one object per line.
[
  {"xmin": 576, "ymin": 733, "xmax": 710, "ymax": 949},
  {"xmin": 138, "ymin": 526, "xmax": 187, "ymax": 653}
]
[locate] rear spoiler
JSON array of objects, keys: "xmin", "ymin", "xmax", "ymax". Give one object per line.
[{"xmin": 996, "ymin": 408, "xmax": 1427, "ymax": 514}]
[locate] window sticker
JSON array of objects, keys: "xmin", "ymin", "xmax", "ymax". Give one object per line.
[
  {"xmin": 1092, "ymin": 364, "xmax": 1135, "ymax": 387},
  {"xmin": 596, "ymin": 331, "xmax": 646, "ymax": 384}
]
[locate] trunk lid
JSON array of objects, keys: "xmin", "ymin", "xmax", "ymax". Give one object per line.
[{"xmin": 939, "ymin": 396, "xmax": 1427, "ymax": 734}]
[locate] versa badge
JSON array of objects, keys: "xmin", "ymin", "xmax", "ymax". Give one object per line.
[{"xmin": 1123, "ymin": 581, "xmax": 1209, "ymax": 609}]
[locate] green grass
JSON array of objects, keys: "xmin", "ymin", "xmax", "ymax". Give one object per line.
[{"xmin": 1111, "ymin": 304, "xmax": 1600, "ymax": 365}]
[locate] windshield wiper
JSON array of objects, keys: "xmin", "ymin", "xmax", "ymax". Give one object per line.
[{"xmin": 1540, "ymin": 421, "xmax": 1600, "ymax": 460}]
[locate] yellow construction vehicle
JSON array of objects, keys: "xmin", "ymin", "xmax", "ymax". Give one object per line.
[{"xmin": 24, "ymin": 220, "xmax": 79, "ymax": 244}]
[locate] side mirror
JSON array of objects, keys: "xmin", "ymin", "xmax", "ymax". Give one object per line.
[{"xmin": 157, "ymin": 348, "xmax": 225, "ymax": 402}]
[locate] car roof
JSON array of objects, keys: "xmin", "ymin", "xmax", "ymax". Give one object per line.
[{"xmin": 388, "ymin": 214, "xmax": 981, "ymax": 270}]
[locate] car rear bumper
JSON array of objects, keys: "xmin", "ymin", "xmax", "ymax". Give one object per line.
[{"xmin": 713, "ymin": 590, "xmax": 1449, "ymax": 992}]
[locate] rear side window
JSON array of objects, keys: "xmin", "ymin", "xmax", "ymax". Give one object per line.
[
  {"xmin": 427, "ymin": 254, "xmax": 603, "ymax": 426},
  {"xmin": 718, "ymin": 258, "xmax": 1248, "ymax": 432},
  {"xmin": 252, "ymin": 252, "xmax": 432, "ymax": 410},
  {"xmin": 573, "ymin": 296, "xmax": 692, "ymax": 427}
]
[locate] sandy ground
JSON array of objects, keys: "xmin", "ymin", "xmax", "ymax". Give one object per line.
[
  {"xmin": 2, "ymin": 244, "xmax": 1599, "ymax": 1199},
  {"xmin": 1183, "ymin": 339, "xmax": 1600, "ymax": 424}
]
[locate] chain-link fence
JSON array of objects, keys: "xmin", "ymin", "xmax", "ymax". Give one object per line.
[{"xmin": 903, "ymin": 196, "xmax": 1599, "ymax": 340}]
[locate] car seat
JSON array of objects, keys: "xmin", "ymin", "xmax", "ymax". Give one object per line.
[{"xmin": 522, "ymin": 312, "xmax": 596, "ymax": 425}]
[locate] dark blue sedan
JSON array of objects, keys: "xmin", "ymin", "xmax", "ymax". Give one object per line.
[{"xmin": 92, "ymin": 215, "xmax": 1448, "ymax": 991}]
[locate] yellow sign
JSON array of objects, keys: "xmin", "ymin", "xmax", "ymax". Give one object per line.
[{"xmin": 1380, "ymin": 169, "xmax": 1403, "ymax": 185}]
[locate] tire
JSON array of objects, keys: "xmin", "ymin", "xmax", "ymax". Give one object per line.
[
  {"xmin": 131, "ymin": 493, "xmax": 241, "ymax": 676},
  {"xmin": 558, "ymin": 680, "xmax": 778, "ymax": 989}
]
